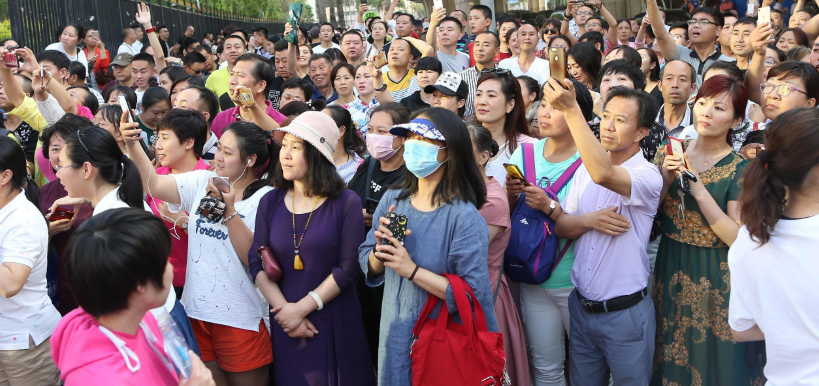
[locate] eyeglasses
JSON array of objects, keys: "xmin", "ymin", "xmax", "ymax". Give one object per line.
[
  {"xmin": 763, "ymin": 61, "xmax": 777, "ymax": 67},
  {"xmin": 670, "ymin": 34, "xmax": 686, "ymax": 40},
  {"xmin": 687, "ymin": 19, "xmax": 715, "ymax": 26},
  {"xmin": 576, "ymin": 11, "xmax": 593, "ymax": 16},
  {"xmin": 481, "ymin": 68, "xmax": 510, "ymax": 75},
  {"xmin": 194, "ymin": 69, "xmax": 204, "ymax": 75},
  {"xmin": 586, "ymin": 23, "xmax": 601, "ymax": 28},
  {"xmin": 76, "ymin": 129, "xmax": 98, "ymax": 163},
  {"xmin": 760, "ymin": 83, "xmax": 808, "ymax": 97},
  {"xmin": 542, "ymin": 28, "xmax": 558, "ymax": 35},
  {"xmin": 54, "ymin": 164, "xmax": 77, "ymax": 173}
]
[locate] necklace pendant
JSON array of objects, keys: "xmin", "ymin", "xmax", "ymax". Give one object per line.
[{"xmin": 294, "ymin": 254, "xmax": 304, "ymax": 270}]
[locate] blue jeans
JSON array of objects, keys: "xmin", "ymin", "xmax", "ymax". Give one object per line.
[{"xmin": 568, "ymin": 289, "xmax": 654, "ymax": 386}]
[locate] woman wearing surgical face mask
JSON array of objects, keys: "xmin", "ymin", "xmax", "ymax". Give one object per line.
[
  {"xmin": 347, "ymin": 102, "xmax": 411, "ymax": 370},
  {"xmin": 358, "ymin": 107, "xmax": 498, "ymax": 385}
]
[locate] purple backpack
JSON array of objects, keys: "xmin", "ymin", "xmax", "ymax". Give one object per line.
[{"xmin": 503, "ymin": 143, "xmax": 582, "ymax": 285}]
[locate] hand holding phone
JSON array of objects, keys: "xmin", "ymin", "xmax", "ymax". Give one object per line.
[
  {"xmin": 503, "ymin": 163, "xmax": 530, "ymax": 186},
  {"xmin": 666, "ymin": 137, "xmax": 689, "ymax": 169},
  {"xmin": 433, "ymin": 0, "xmax": 443, "ymax": 9},
  {"xmin": 211, "ymin": 177, "xmax": 231, "ymax": 193},
  {"xmin": 49, "ymin": 208, "xmax": 75, "ymax": 222},
  {"xmin": 365, "ymin": 198, "xmax": 380, "ymax": 215},
  {"xmin": 118, "ymin": 95, "xmax": 136, "ymax": 124},
  {"xmin": 548, "ymin": 47, "xmax": 567, "ymax": 83},
  {"xmin": 758, "ymin": 6, "xmax": 773, "ymax": 41}
]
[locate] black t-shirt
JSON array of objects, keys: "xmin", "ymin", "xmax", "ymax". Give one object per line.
[
  {"xmin": 399, "ymin": 91, "xmax": 431, "ymax": 111},
  {"xmin": 348, "ymin": 156, "xmax": 407, "ymax": 209},
  {"xmin": 267, "ymin": 76, "xmax": 285, "ymax": 110}
]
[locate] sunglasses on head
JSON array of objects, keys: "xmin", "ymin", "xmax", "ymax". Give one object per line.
[{"xmin": 481, "ymin": 68, "xmax": 510, "ymax": 75}]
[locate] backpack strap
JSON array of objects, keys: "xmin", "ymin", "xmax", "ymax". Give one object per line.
[
  {"xmin": 547, "ymin": 158, "xmax": 583, "ymax": 195},
  {"xmin": 551, "ymin": 239, "xmax": 573, "ymax": 274},
  {"xmin": 522, "ymin": 142, "xmax": 537, "ymax": 185},
  {"xmin": 363, "ymin": 157, "xmax": 378, "ymax": 203}
]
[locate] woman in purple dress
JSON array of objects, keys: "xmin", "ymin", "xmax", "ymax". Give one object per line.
[{"xmin": 249, "ymin": 112, "xmax": 375, "ymax": 386}]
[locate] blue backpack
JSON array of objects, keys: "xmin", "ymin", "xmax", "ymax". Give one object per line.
[{"xmin": 503, "ymin": 143, "xmax": 582, "ymax": 285}]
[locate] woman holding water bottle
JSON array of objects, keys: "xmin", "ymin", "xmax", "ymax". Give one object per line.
[{"xmin": 51, "ymin": 209, "xmax": 214, "ymax": 386}]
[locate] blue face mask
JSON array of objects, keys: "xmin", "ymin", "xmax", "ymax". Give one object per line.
[{"xmin": 404, "ymin": 139, "xmax": 447, "ymax": 178}]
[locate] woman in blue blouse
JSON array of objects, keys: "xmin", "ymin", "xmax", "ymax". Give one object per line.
[{"xmin": 358, "ymin": 107, "xmax": 498, "ymax": 385}]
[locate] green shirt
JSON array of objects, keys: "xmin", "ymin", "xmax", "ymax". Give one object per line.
[{"xmin": 509, "ymin": 138, "xmax": 580, "ymax": 289}]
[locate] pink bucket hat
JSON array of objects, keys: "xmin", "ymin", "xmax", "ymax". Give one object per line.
[{"xmin": 273, "ymin": 111, "xmax": 339, "ymax": 164}]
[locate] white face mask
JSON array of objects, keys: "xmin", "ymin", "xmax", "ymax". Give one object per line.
[{"xmin": 366, "ymin": 133, "xmax": 401, "ymax": 161}]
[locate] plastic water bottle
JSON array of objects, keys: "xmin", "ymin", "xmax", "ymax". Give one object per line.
[{"xmin": 155, "ymin": 309, "xmax": 193, "ymax": 379}]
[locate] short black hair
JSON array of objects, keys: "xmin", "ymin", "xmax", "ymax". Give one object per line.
[
  {"xmin": 141, "ymin": 86, "xmax": 169, "ymax": 110},
  {"xmin": 692, "ymin": 7, "xmax": 724, "ymax": 27},
  {"xmin": 606, "ymin": 45, "xmax": 642, "ymax": 68},
  {"xmin": 599, "ymin": 59, "xmax": 647, "ymax": 91},
  {"xmin": 397, "ymin": 13, "xmax": 416, "ymax": 24},
  {"xmin": 273, "ymin": 39, "xmax": 289, "ymax": 53},
  {"xmin": 281, "ymin": 77, "xmax": 314, "ymax": 101},
  {"xmin": 704, "ymin": 60, "xmax": 744, "ymax": 81},
  {"xmin": 476, "ymin": 30, "xmax": 501, "ymax": 46},
  {"xmin": 253, "ymin": 27, "xmax": 269, "ymax": 36},
  {"xmin": 193, "ymin": 44, "xmax": 210, "ymax": 57},
  {"xmin": 415, "ymin": 56, "xmax": 442, "ymax": 73},
  {"xmin": 734, "ymin": 17, "xmax": 757, "ymax": 28},
  {"xmin": 669, "ymin": 22, "xmax": 690, "ymax": 40},
  {"xmin": 66, "ymin": 209, "xmax": 172, "ymax": 318},
  {"xmin": 308, "ymin": 53, "xmax": 333, "ymax": 67},
  {"xmin": 104, "ymin": 85, "xmax": 137, "ymax": 108},
  {"xmin": 36, "ymin": 50, "xmax": 70, "ymax": 71},
  {"xmin": 440, "ymin": 16, "xmax": 464, "ymax": 32},
  {"xmin": 68, "ymin": 61, "xmax": 86, "ymax": 81},
  {"xmin": 604, "ymin": 86, "xmax": 660, "ymax": 130},
  {"xmin": 183, "ymin": 37, "xmax": 200, "ymax": 51},
  {"xmin": 320, "ymin": 22, "xmax": 334, "ymax": 30},
  {"xmin": 67, "ymin": 85, "xmax": 99, "ymax": 115},
  {"xmin": 499, "ymin": 18, "xmax": 520, "ymax": 29},
  {"xmin": 183, "ymin": 51, "xmax": 206, "ymax": 67},
  {"xmin": 181, "ymin": 85, "xmax": 218, "ymax": 124},
  {"xmin": 578, "ymin": 31, "xmax": 605, "ymax": 53},
  {"xmin": 231, "ymin": 28, "xmax": 249, "ymax": 42},
  {"xmin": 235, "ymin": 53, "xmax": 275, "ymax": 95},
  {"xmin": 131, "ymin": 52, "xmax": 156, "ymax": 67},
  {"xmin": 661, "ymin": 59, "xmax": 697, "ymax": 82},
  {"xmin": 586, "ymin": 16, "xmax": 609, "ymax": 31},
  {"xmin": 341, "ymin": 29, "xmax": 365, "ymax": 43},
  {"xmin": 768, "ymin": 61, "xmax": 819, "ymax": 101},
  {"xmin": 470, "ymin": 4, "xmax": 492, "ymax": 20},
  {"xmin": 157, "ymin": 108, "xmax": 208, "ymax": 158},
  {"xmin": 40, "ymin": 113, "xmax": 93, "ymax": 158}
]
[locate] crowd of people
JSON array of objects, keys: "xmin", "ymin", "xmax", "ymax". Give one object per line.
[{"xmin": 1, "ymin": 0, "xmax": 819, "ymax": 385}]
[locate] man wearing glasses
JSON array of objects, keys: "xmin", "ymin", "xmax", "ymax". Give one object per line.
[
  {"xmin": 183, "ymin": 52, "xmax": 207, "ymax": 77},
  {"xmin": 647, "ymin": 0, "xmax": 735, "ymax": 86}
]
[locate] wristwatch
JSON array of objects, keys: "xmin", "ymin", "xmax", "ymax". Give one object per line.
[
  {"xmin": 145, "ymin": 26, "xmax": 157, "ymax": 34},
  {"xmin": 547, "ymin": 200, "xmax": 557, "ymax": 216},
  {"xmin": 374, "ymin": 83, "xmax": 387, "ymax": 92}
]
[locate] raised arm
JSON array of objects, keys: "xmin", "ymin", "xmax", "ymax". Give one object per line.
[
  {"xmin": 647, "ymin": 0, "xmax": 677, "ymax": 61},
  {"xmin": 590, "ymin": 0, "xmax": 619, "ymax": 45},
  {"xmin": 404, "ymin": 36, "xmax": 436, "ymax": 58},
  {"xmin": 136, "ymin": 2, "xmax": 166, "ymax": 72},
  {"xmin": 544, "ymin": 78, "xmax": 635, "ymax": 197},
  {"xmin": 426, "ymin": 7, "xmax": 446, "ymax": 52},
  {"xmin": 794, "ymin": 0, "xmax": 806, "ymax": 13},
  {"xmin": 369, "ymin": 58, "xmax": 394, "ymax": 103},
  {"xmin": 119, "ymin": 112, "xmax": 182, "ymax": 203},
  {"xmin": 0, "ymin": 49, "xmax": 25, "ymax": 108},
  {"xmin": 385, "ymin": 0, "xmax": 400, "ymax": 21},
  {"xmin": 561, "ymin": 6, "xmax": 579, "ymax": 45},
  {"xmin": 801, "ymin": 12, "xmax": 819, "ymax": 42},
  {"xmin": 284, "ymin": 24, "xmax": 306, "ymax": 79},
  {"xmin": 745, "ymin": 22, "xmax": 774, "ymax": 105}
]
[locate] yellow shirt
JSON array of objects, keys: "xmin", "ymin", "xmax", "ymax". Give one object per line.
[
  {"xmin": 383, "ymin": 68, "xmax": 419, "ymax": 103},
  {"xmin": 205, "ymin": 67, "xmax": 232, "ymax": 111},
  {"xmin": 7, "ymin": 97, "xmax": 47, "ymax": 185}
]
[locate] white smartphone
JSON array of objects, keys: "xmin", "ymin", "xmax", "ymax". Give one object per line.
[
  {"xmin": 433, "ymin": 0, "xmax": 442, "ymax": 9},
  {"xmin": 118, "ymin": 95, "xmax": 136, "ymax": 124},
  {"xmin": 212, "ymin": 177, "xmax": 231, "ymax": 193},
  {"xmin": 758, "ymin": 6, "xmax": 772, "ymax": 41},
  {"xmin": 747, "ymin": 3, "xmax": 756, "ymax": 15}
]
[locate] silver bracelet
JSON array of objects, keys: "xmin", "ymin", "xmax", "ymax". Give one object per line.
[
  {"xmin": 222, "ymin": 211, "xmax": 239, "ymax": 225},
  {"xmin": 308, "ymin": 291, "xmax": 324, "ymax": 310}
]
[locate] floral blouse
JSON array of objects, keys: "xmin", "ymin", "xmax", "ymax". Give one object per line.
[{"xmin": 329, "ymin": 96, "xmax": 379, "ymax": 138}]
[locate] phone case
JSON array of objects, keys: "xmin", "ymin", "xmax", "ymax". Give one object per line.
[
  {"xmin": 118, "ymin": 95, "xmax": 136, "ymax": 123},
  {"xmin": 366, "ymin": 198, "xmax": 380, "ymax": 214},
  {"xmin": 548, "ymin": 47, "xmax": 567, "ymax": 83},
  {"xmin": 503, "ymin": 163, "xmax": 529, "ymax": 185},
  {"xmin": 212, "ymin": 177, "xmax": 231, "ymax": 193},
  {"xmin": 382, "ymin": 212, "xmax": 407, "ymax": 247},
  {"xmin": 3, "ymin": 52, "xmax": 17, "ymax": 68},
  {"xmin": 758, "ymin": 7, "xmax": 772, "ymax": 40},
  {"xmin": 665, "ymin": 137, "xmax": 689, "ymax": 169},
  {"xmin": 49, "ymin": 209, "xmax": 74, "ymax": 222},
  {"xmin": 236, "ymin": 86, "xmax": 254, "ymax": 106},
  {"xmin": 374, "ymin": 51, "xmax": 388, "ymax": 68}
]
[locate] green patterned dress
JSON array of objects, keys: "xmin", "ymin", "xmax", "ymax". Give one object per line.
[{"xmin": 650, "ymin": 142, "xmax": 763, "ymax": 386}]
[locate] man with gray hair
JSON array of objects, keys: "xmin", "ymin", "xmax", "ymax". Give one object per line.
[{"xmin": 117, "ymin": 28, "xmax": 138, "ymax": 56}]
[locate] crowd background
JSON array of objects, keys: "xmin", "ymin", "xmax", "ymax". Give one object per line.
[{"xmin": 0, "ymin": 0, "xmax": 818, "ymax": 385}]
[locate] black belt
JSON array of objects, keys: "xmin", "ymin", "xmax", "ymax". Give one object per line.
[{"xmin": 577, "ymin": 288, "xmax": 648, "ymax": 313}]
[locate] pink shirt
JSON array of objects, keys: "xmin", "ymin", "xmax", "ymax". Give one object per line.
[
  {"xmin": 149, "ymin": 158, "xmax": 210, "ymax": 287},
  {"xmin": 210, "ymin": 99, "xmax": 286, "ymax": 138},
  {"xmin": 562, "ymin": 151, "xmax": 662, "ymax": 301},
  {"xmin": 478, "ymin": 178, "xmax": 511, "ymax": 276}
]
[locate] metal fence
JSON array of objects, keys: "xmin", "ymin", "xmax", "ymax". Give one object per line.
[{"xmin": 7, "ymin": 0, "xmax": 286, "ymax": 54}]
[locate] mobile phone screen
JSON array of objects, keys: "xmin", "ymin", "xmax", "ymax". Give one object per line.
[
  {"xmin": 758, "ymin": 7, "xmax": 772, "ymax": 40},
  {"xmin": 118, "ymin": 95, "xmax": 135, "ymax": 123},
  {"xmin": 212, "ymin": 177, "xmax": 231, "ymax": 193}
]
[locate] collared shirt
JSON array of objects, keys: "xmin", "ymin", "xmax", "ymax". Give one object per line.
[
  {"xmin": 255, "ymin": 46, "xmax": 272, "ymax": 59},
  {"xmin": 210, "ymin": 99, "xmax": 286, "ymax": 138},
  {"xmin": 673, "ymin": 43, "xmax": 736, "ymax": 85},
  {"xmin": 498, "ymin": 56, "xmax": 552, "ymax": 84},
  {"xmin": 459, "ymin": 66, "xmax": 481, "ymax": 120},
  {"xmin": 117, "ymin": 42, "xmax": 138, "ymax": 56},
  {"xmin": 564, "ymin": 151, "xmax": 663, "ymax": 301},
  {"xmin": 312, "ymin": 85, "xmax": 339, "ymax": 104},
  {"xmin": 655, "ymin": 104, "xmax": 693, "ymax": 138},
  {"xmin": 0, "ymin": 190, "xmax": 61, "ymax": 350}
]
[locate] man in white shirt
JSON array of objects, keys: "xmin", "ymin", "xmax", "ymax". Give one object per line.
[
  {"xmin": 117, "ymin": 28, "xmax": 138, "ymax": 56},
  {"xmin": 312, "ymin": 23, "xmax": 341, "ymax": 54},
  {"xmin": 498, "ymin": 22, "xmax": 551, "ymax": 83},
  {"xmin": 253, "ymin": 27, "xmax": 273, "ymax": 59},
  {"xmin": 131, "ymin": 23, "xmax": 144, "ymax": 53},
  {"xmin": 427, "ymin": 9, "xmax": 470, "ymax": 73}
]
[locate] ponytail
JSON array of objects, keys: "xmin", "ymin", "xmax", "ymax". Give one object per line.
[
  {"xmin": 22, "ymin": 175, "xmax": 40, "ymax": 208},
  {"xmin": 119, "ymin": 157, "xmax": 145, "ymax": 210},
  {"xmin": 739, "ymin": 108, "xmax": 819, "ymax": 245}
]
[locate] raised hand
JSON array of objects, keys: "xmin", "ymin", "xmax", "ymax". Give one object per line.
[{"xmin": 135, "ymin": 2, "xmax": 152, "ymax": 28}]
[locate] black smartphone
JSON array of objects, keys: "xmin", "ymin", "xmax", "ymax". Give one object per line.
[
  {"xmin": 366, "ymin": 198, "xmax": 379, "ymax": 215},
  {"xmin": 360, "ymin": 0, "xmax": 367, "ymax": 4},
  {"xmin": 381, "ymin": 212, "xmax": 407, "ymax": 247}
]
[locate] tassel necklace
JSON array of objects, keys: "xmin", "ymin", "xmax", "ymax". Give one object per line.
[{"xmin": 292, "ymin": 191, "xmax": 321, "ymax": 270}]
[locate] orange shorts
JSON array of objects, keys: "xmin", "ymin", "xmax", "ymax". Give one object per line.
[{"xmin": 190, "ymin": 318, "xmax": 272, "ymax": 372}]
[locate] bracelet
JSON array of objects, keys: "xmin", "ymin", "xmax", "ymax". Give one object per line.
[
  {"xmin": 222, "ymin": 211, "xmax": 239, "ymax": 225},
  {"xmin": 308, "ymin": 291, "xmax": 324, "ymax": 310},
  {"xmin": 408, "ymin": 265, "xmax": 420, "ymax": 281},
  {"xmin": 145, "ymin": 26, "xmax": 157, "ymax": 34}
]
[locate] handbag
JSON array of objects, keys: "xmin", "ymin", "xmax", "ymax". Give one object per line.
[
  {"xmin": 410, "ymin": 274, "xmax": 509, "ymax": 386},
  {"xmin": 257, "ymin": 246, "xmax": 282, "ymax": 281}
]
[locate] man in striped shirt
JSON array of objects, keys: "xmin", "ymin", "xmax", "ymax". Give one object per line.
[{"xmin": 383, "ymin": 37, "xmax": 435, "ymax": 103}]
